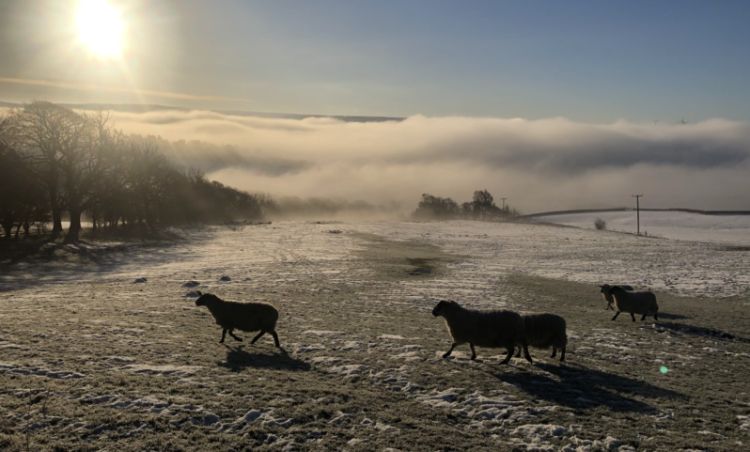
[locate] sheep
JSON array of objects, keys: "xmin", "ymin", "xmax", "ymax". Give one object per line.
[
  {"xmin": 432, "ymin": 300, "xmax": 531, "ymax": 364},
  {"xmin": 606, "ymin": 285, "xmax": 659, "ymax": 322},
  {"xmin": 600, "ymin": 284, "xmax": 634, "ymax": 310},
  {"xmin": 514, "ymin": 313, "xmax": 567, "ymax": 362},
  {"xmin": 195, "ymin": 292, "xmax": 281, "ymax": 347}
]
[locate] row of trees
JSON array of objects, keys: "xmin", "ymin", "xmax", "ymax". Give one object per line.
[
  {"xmin": 1, "ymin": 102, "xmax": 269, "ymax": 242},
  {"xmin": 413, "ymin": 190, "xmax": 519, "ymax": 220}
]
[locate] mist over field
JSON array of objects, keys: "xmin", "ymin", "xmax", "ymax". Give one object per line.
[{"xmin": 96, "ymin": 108, "xmax": 750, "ymax": 212}]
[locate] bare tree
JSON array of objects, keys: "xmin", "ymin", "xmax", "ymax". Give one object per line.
[{"xmin": 7, "ymin": 102, "xmax": 88, "ymax": 238}]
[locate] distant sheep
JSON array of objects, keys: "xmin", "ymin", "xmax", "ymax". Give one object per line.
[
  {"xmin": 606, "ymin": 286, "xmax": 659, "ymax": 322},
  {"xmin": 600, "ymin": 284, "xmax": 634, "ymax": 310},
  {"xmin": 515, "ymin": 313, "xmax": 567, "ymax": 362},
  {"xmin": 432, "ymin": 300, "xmax": 530, "ymax": 364},
  {"xmin": 195, "ymin": 292, "xmax": 281, "ymax": 346}
]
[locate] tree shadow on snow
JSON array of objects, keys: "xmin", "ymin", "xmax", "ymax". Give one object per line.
[
  {"xmin": 493, "ymin": 362, "xmax": 685, "ymax": 413},
  {"xmin": 219, "ymin": 345, "xmax": 311, "ymax": 372},
  {"xmin": 653, "ymin": 321, "xmax": 748, "ymax": 343}
]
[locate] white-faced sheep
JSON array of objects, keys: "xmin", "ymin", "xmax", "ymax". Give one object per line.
[
  {"xmin": 432, "ymin": 300, "xmax": 531, "ymax": 364},
  {"xmin": 606, "ymin": 286, "xmax": 659, "ymax": 322},
  {"xmin": 600, "ymin": 284, "xmax": 634, "ymax": 310},
  {"xmin": 195, "ymin": 292, "xmax": 281, "ymax": 347},
  {"xmin": 514, "ymin": 313, "xmax": 567, "ymax": 362}
]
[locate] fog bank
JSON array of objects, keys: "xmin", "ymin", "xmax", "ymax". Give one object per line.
[{"xmin": 46, "ymin": 108, "xmax": 750, "ymax": 211}]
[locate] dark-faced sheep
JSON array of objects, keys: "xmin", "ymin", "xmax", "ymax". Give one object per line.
[
  {"xmin": 195, "ymin": 292, "xmax": 281, "ymax": 347},
  {"xmin": 600, "ymin": 284, "xmax": 634, "ymax": 310},
  {"xmin": 514, "ymin": 313, "xmax": 567, "ymax": 362},
  {"xmin": 432, "ymin": 300, "xmax": 531, "ymax": 364},
  {"xmin": 607, "ymin": 286, "xmax": 659, "ymax": 322}
]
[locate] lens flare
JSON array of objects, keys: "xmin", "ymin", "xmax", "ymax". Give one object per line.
[{"xmin": 659, "ymin": 366, "xmax": 669, "ymax": 374}]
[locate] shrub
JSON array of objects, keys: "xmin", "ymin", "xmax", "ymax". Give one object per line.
[{"xmin": 594, "ymin": 218, "xmax": 607, "ymax": 230}]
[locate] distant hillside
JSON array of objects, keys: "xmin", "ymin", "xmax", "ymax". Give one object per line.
[
  {"xmin": 523, "ymin": 208, "xmax": 750, "ymax": 218},
  {"xmin": 0, "ymin": 100, "xmax": 403, "ymax": 123}
]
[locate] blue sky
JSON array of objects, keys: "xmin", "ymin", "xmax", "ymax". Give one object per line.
[{"xmin": 1, "ymin": 0, "xmax": 749, "ymax": 120}]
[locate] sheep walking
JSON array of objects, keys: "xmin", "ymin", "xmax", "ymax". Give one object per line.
[
  {"xmin": 599, "ymin": 284, "xmax": 634, "ymax": 310},
  {"xmin": 514, "ymin": 313, "xmax": 567, "ymax": 362},
  {"xmin": 604, "ymin": 286, "xmax": 659, "ymax": 322},
  {"xmin": 195, "ymin": 292, "xmax": 281, "ymax": 347},
  {"xmin": 432, "ymin": 300, "xmax": 531, "ymax": 364}
]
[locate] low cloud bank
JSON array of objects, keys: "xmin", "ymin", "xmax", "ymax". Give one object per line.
[{"xmin": 89, "ymin": 109, "xmax": 750, "ymax": 212}]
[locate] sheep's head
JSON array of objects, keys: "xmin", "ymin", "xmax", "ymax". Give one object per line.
[
  {"xmin": 432, "ymin": 300, "xmax": 458, "ymax": 317},
  {"xmin": 600, "ymin": 284, "xmax": 612, "ymax": 295},
  {"xmin": 195, "ymin": 292, "xmax": 221, "ymax": 307}
]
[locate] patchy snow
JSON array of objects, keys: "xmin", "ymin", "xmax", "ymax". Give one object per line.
[
  {"xmin": 0, "ymin": 361, "xmax": 85, "ymax": 379},
  {"xmin": 1, "ymin": 219, "xmax": 748, "ymax": 449},
  {"xmin": 123, "ymin": 364, "xmax": 202, "ymax": 377},
  {"xmin": 535, "ymin": 211, "xmax": 750, "ymax": 246}
]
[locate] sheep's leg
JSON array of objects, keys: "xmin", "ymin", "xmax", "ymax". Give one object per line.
[
  {"xmin": 551, "ymin": 347, "xmax": 557, "ymax": 358},
  {"xmin": 611, "ymin": 311, "xmax": 620, "ymax": 321},
  {"xmin": 560, "ymin": 346, "xmax": 566, "ymax": 362},
  {"xmin": 442, "ymin": 343, "xmax": 456, "ymax": 358},
  {"xmin": 641, "ymin": 313, "xmax": 647, "ymax": 321},
  {"xmin": 522, "ymin": 344, "xmax": 533, "ymax": 364},
  {"xmin": 469, "ymin": 343, "xmax": 477, "ymax": 360},
  {"xmin": 270, "ymin": 331, "xmax": 281, "ymax": 348},
  {"xmin": 654, "ymin": 312, "xmax": 658, "ymax": 321},
  {"xmin": 500, "ymin": 346, "xmax": 514, "ymax": 364},
  {"xmin": 514, "ymin": 345, "xmax": 521, "ymax": 358},
  {"xmin": 220, "ymin": 329, "xmax": 227, "ymax": 343},
  {"xmin": 630, "ymin": 313, "xmax": 636, "ymax": 322},
  {"xmin": 228, "ymin": 329, "xmax": 243, "ymax": 341},
  {"xmin": 250, "ymin": 331, "xmax": 265, "ymax": 344}
]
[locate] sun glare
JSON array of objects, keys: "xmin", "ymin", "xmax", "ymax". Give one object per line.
[{"xmin": 76, "ymin": 0, "xmax": 125, "ymax": 59}]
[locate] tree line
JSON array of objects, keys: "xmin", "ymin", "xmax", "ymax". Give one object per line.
[
  {"xmin": 413, "ymin": 190, "xmax": 519, "ymax": 220},
  {"xmin": 0, "ymin": 101, "xmax": 270, "ymax": 242}
]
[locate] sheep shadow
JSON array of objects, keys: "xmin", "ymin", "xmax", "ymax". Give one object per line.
[
  {"xmin": 655, "ymin": 312, "xmax": 689, "ymax": 320},
  {"xmin": 493, "ymin": 362, "xmax": 684, "ymax": 413},
  {"xmin": 219, "ymin": 345, "xmax": 311, "ymax": 372},
  {"xmin": 653, "ymin": 321, "xmax": 748, "ymax": 343}
]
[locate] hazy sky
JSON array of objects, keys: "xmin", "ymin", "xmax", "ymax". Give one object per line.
[
  {"xmin": 1, "ymin": 0, "xmax": 749, "ymax": 120},
  {"xmin": 1, "ymin": 1, "xmax": 749, "ymax": 211}
]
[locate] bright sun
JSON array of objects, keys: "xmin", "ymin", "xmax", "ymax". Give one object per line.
[{"xmin": 76, "ymin": 0, "xmax": 125, "ymax": 59}]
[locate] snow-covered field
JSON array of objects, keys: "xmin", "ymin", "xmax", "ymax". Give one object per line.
[
  {"xmin": 1, "ymin": 220, "xmax": 749, "ymax": 450},
  {"xmin": 535, "ymin": 210, "xmax": 750, "ymax": 247}
]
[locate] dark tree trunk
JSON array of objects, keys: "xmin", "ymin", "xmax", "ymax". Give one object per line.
[
  {"xmin": 49, "ymin": 173, "xmax": 63, "ymax": 236},
  {"xmin": 52, "ymin": 209, "xmax": 63, "ymax": 234},
  {"xmin": 65, "ymin": 205, "xmax": 82, "ymax": 243},
  {"xmin": 1, "ymin": 222, "xmax": 12, "ymax": 239}
]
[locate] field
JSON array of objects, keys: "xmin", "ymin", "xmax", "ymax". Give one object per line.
[{"xmin": 1, "ymin": 219, "xmax": 749, "ymax": 451}]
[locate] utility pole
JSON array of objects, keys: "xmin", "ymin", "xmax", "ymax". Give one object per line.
[
  {"xmin": 500, "ymin": 197, "xmax": 507, "ymax": 211},
  {"xmin": 632, "ymin": 194, "xmax": 643, "ymax": 235}
]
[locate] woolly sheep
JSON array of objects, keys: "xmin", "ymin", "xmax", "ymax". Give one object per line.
[
  {"xmin": 432, "ymin": 300, "xmax": 531, "ymax": 364},
  {"xmin": 514, "ymin": 313, "xmax": 567, "ymax": 362},
  {"xmin": 606, "ymin": 286, "xmax": 659, "ymax": 322},
  {"xmin": 599, "ymin": 284, "xmax": 634, "ymax": 310},
  {"xmin": 195, "ymin": 292, "xmax": 281, "ymax": 346}
]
